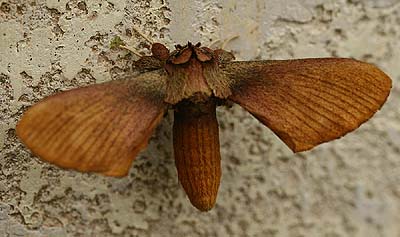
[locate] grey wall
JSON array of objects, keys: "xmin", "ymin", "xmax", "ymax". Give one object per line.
[{"xmin": 1, "ymin": 0, "xmax": 399, "ymax": 236}]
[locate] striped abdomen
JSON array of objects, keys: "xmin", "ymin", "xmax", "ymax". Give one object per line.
[{"xmin": 173, "ymin": 98, "xmax": 221, "ymax": 211}]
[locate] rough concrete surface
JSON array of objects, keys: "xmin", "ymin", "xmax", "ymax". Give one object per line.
[{"xmin": 0, "ymin": 0, "xmax": 399, "ymax": 236}]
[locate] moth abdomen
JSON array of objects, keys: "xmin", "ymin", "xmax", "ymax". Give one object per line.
[{"xmin": 173, "ymin": 98, "xmax": 221, "ymax": 211}]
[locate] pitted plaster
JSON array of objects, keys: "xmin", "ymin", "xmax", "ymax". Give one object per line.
[{"xmin": 1, "ymin": 0, "xmax": 400, "ymax": 236}]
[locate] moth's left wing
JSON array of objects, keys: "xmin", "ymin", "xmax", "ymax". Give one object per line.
[
  {"xmin": 17, "ymin": 70, "xmax": 167, "ymax": 177},
  {"xmin": 223, "ymin": 58, "xmax": 391, "ymax": 152}
]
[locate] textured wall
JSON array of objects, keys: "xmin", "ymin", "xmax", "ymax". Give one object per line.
[{"xmin": 0, "ymin": 0, "xmax": 399, "ymax": 236}]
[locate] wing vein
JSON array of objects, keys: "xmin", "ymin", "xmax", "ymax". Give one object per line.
[
  {"xmin": 35, "ymin": 100, "xmax": 106, "ymax": 151},
  {"xmin": 292, "ymin": 83, "xmax": 369, "ymax": 117}
]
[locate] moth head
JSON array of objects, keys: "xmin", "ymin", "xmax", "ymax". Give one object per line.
[{"xmin": 150, "ymin": 42, "xmax": 217, "ymax": 65}]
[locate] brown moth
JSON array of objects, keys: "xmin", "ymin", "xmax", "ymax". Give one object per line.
[{"xmin": 16, "ymin": 42, "xmax": 392, "ymax": 211}]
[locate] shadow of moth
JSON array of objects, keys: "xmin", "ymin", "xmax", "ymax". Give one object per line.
[{"xmin": 17, "ymin": 42, "xmax": 392, "ymax": 211}]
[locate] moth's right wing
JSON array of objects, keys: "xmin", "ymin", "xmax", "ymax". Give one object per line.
[
  {"xmin": 223, "ymin": 59, "xmax": 391, "ymax": 152},
  {"xmin": 17, "ymin": 70, "xmax": 168, "ymax": 177}
]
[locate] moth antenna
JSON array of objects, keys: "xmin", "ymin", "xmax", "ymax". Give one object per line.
[
  {"xmin": 249, "ymin": 25, "xmax": 259, "ymax": 34},
  {"xmin": 131, "ymin": 26, "xmax": 154, "ymax": 45},
  {"xmin": 221, "ymin": 35, "xmax": 239, "ymax": 50},
  {"xmin": 119, "ymin": 45, "xmax": 143, "ymax": 57},
  {"xmin": 120, "ymin": 26, "xmax": 158, "ymax": 57},
  {"xmin": 207, "ymin": 39, "xmax": 221, "ymax": 49},
  {"xmin": 207, "ymin": 35, "xmax": 238, "ymax": 49}
]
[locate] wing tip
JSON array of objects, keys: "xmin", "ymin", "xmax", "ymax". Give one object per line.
[
  {"xmin": 15, "ymin": 118, "xmax": 25, "ymax": 142},
  {"xmin": 16, "ymin": 112, "xmax": 34, "ymax": 149},
  {"xmin": 349, "ymin": 58, "xmax": 392, "ymax": 92}
]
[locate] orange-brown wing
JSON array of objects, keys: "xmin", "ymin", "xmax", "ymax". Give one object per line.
[
  {"xmin": 17, "ymin": 70, "xmax": 167, "ymax": 177},
  {"xmin": 224, "ymin": 58, "xmax": 391, "ymax": 152}
]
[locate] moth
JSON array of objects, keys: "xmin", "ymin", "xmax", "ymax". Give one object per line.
[{"xmin": 17, "ymin": 41, "xmax": 391, "ymax": 211}]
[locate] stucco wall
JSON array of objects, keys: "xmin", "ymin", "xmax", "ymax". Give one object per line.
[{"xmin": 1, "ymin": 0, "xmax": 399, "ymax": 236}]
